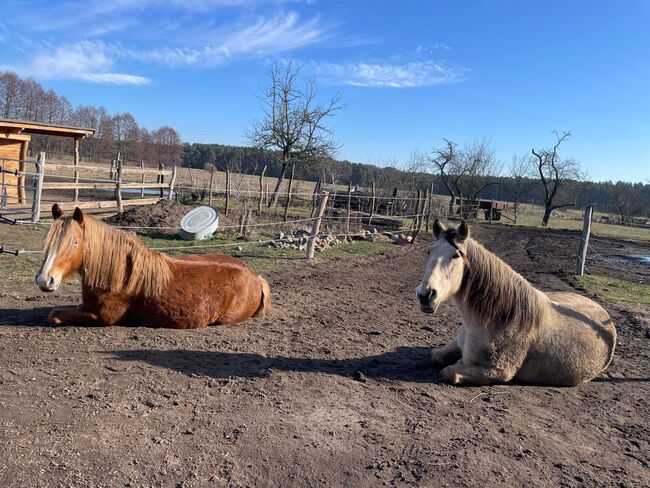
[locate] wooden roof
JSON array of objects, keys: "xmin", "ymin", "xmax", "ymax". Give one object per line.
[{"xmin": 0, "ymin": 118, "xmax": 95, "ymax": 138}]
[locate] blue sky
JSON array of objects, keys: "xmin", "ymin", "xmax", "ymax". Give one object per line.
[{"xmin": 1, "ymin": 0, "xmax": 649, "ymax": 183}]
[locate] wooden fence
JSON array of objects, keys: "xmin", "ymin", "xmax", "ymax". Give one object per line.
[{"xmin": 0, "ymin": 152, "xmax": 177, "ymax": 222}]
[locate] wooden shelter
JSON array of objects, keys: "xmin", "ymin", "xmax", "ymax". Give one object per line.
[{"xmin": 0, "ymin": 118, "xmax": 95, "ymax": 203}]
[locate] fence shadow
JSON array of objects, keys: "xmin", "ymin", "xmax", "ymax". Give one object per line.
[{"xmin": 106, "ymin": 346, "xmax": 437, "ymax": 383}]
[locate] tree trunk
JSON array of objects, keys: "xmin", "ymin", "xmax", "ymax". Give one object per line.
[
  {"xmin": 269, "ymin": 160, "xmax": 288, "ymax": 207},
  {"xmin": 542, "ymin": 205, "xmax": 552, "ymax": 226}
]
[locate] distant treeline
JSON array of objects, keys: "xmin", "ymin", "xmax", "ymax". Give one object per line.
[
  {"xmin": 1, "ymin": 70, "xmax": 182, "ymax": 166},
  {"xmin": 182, "ymin": 142, "xmax": 650, "ymax": 219}
]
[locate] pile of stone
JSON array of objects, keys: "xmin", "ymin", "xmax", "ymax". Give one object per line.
[
  {"xmin": 267, "ymin": 228, "xmax": 353, "ymax": 252},
  {"xmin": 267, "ymin": 228, "xmax": 414, "ymax": 252}
]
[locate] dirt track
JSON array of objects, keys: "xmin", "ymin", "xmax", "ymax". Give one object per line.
[{"xmin": 0, "ymin": 225, "xmax": 648, "ymax": 487}]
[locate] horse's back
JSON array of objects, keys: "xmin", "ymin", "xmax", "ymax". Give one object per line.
[
  {"xmin": 138, "ymin": 253, "xmax": 266, "ymax": 328},
  {"xmin": 517, "ymin": 292, "xmax": 616, "ymax": 385}
]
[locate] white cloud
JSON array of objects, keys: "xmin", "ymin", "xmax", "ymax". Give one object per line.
[
  {"xmin": 12, "ymin": 41, "xmax": 151, "ymax": 85},
  {"xmin": 312, "ymin": 60, "xmax": 467, "ymax": 88},
  {"xmin": 80, "ymin": 73, "xmax": 151, "ymax": 85},
  {"xmin": 416, "ymin": 43, "xmax": 451, "ymax": 53},
  {"xmin": 126, "ymin": 12, "xmax": 332, "ymax": 67}
]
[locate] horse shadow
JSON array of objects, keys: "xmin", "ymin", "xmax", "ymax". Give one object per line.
[
  {"xmin": 106, "ymin": 346, "xmax": 439, "ymax": 383},
  {"xmin": 0, "ymin": 306, "xmax": 51, "ymax": 327}
]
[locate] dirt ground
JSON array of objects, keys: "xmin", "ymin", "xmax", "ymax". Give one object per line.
[{"xmin": 0, "ymin": 224, "xmax": 648, "ymax": 488}]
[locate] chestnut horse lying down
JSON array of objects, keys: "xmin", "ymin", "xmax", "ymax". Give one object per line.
[
  {"xmin": 36, "ymin": 204, "xmax": 271, "ymax": 328},
  {"xmin": 416, "ymin": 220, "xmax": 616, "ymax": 386}
]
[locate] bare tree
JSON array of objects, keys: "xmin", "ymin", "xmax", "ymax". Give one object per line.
[
  {"xmin": 503, "ymin": 154, "xmax": 535, "ymax": 223},
  {"xmin": 429, "ymin": 139, "xmax": 462, "ymax": 214},
  {"xmin": 248, "ymin": 62, "xmax": 342, "ymax": 207},
  {"xmin": 611, "ymin": 182, "xmax": 643, "ymax": 223},
  {"xmin": 454, "ymin": 139, "xmax": 501, "ymax": 217},
  {"xmin": 531, "ymin": 131, "xmax": 583, "ymax": 226}
]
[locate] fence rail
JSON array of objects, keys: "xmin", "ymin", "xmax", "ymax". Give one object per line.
[{"xmin": 1, "ymin": 154, "xmax": 177, "ymax": 222}]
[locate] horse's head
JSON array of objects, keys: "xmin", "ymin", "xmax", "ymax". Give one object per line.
[
  {"xmin": 416, "ymin": 219, "xmax": 469, "ymax": 313},
  {"xmin": 36, "ymin": 204, "xmax": 85, "ymax": 292}
]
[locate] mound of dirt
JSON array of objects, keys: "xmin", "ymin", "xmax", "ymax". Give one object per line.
[{"xmin": 104, "ymin": 199, "xmax": 193, "ymax": 233}]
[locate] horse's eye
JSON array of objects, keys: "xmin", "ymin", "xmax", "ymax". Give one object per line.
[
  {"xmin": 452, "ymin": 252, "xmax": 461, "ymax": 259},
  {"xmin": 73, "ymin": 240, "xmax": 78, "ymax": 246}
]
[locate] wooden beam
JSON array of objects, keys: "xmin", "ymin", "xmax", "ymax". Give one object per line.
[
  {"xmin": 73, "ymin": 137, "xmax": 80, "ymax": 202},
  {"xmin": 0, "ymin": 119, "xmax": 94, "ymax": 138},
  {"xmin": 42, "ymin": 182, "xmax": 168, "ymax": 190},
  {"xmin": 54, "ymin": 198, "xmax": 160, "ymax": 211}
]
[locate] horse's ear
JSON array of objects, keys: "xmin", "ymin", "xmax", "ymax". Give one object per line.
[
  {"xmin": 433, "ymin": 219, "xmax": 446, "ymax": 239},
  {"xmin": 456, "ymin": 220, "xmax": 469, "ymax": 242},
  {"xmin": 73, "ymin": 207, "xmax": 84, "ymax": 225},
  {"xmin": 52, "ymin": 204, "xmax": 63, "ymax": 220}
]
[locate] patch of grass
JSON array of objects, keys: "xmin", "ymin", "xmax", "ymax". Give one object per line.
[
  {"xmin": 492, "ymin": 205, "xmax": 650, "ymax": 243},
  {"xmin": 575, "ymin": 274, "xmax": 650, "ymax": 305}
]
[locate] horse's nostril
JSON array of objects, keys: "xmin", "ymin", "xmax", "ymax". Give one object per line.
[
  {"xmin": 418, "ymin": 289, "xmax": 436, "ymax": 303},
  {"xmin": 47, "ymin": 276, "xmax": 55, "ymax": 288}
]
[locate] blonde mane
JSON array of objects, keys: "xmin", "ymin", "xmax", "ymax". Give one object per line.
[
  {"xmin": 459, "ymin": 238, "xmax": 545, "ymax": 332},
  {"xmin": 46, "ymin": 215, "xmax": 172, "ymax": 298}
]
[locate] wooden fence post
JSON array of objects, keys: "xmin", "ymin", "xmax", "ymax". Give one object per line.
[
  {"xmin": 306, "ymin": 191, "xmax": 329, "ymax": 259},
  {"xmin": 168, "ymin": 166, "xmax": 177, "ymax": 200},
  {"xmin": 225, "ymin": 168, "xmax": 230, "ymax": 216},
  {"xmin": 310, "ymin": 178, "xmax": 321, "ymax": 218},
  {"xmin": 238, "ymin": 213, "xmax": 245, "ymax": 236},
  {"xmin": 246, "ymin": 208, "xmax": 253, "ymax": 237},
  {"xmin": 426, "ymin": 182, "xmax": 433, "ymax": 232},
  {"xmin": 158, "ymin": 163, "xmax": 165, "ymax": 198},
  {"xmin": 31, "ymin": 152, "xmax": 46, "ymax": 223},
  {"xmin": 368, "ymin": 182, "xmax": 376, "ymax": 225},
  {"xmin": 265, "ymin": 183, "xmax": 269, "ymax": 207},
  {"xmin": 258, "ymin": 165, "xmax": 266, "ymax": 213},
  {"xmin": 115, "ymin": 158, "xmax": 124, "ymax": 213},
  {"xmin": 73, "ymin": 138, "xmax": 80, "ymax": 202},
  {"xmin": 410, "ymin": 189, "xmax": 421, "ymax": 233},
  {"xmin": 346, "ymin": 180, "xmax": 352, "ymax": 232},
  {"xmin": 140, "ymin": 160, "xmax": 145, "ymax": 197},
  {"xmin": 208, "ymin": 167, "xmax": 215, "ymax": 206},
  {"xmin": 576, "ymin": 205, "xmax": 594, "ymax": 276},
  {"xmin": 391, "ymin": 187, "xmax": 398, "ymax": 216}
]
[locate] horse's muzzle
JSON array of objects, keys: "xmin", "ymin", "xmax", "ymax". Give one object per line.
[
  {"xmin": 36, "ymin": 274, "xmax": 60, "ymax": 292},
  {"xmin": 417, "ymin": 289, "xmax": 436, "ymax": 314}
]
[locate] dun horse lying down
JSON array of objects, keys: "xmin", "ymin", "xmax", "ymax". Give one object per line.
[
  {"xmin": 416, "ymin": 220, "xmax": 616, "ymax": 386},
  {"xmin": 36, "ymin": 204, "xmax": 271, "ymax": 328}
]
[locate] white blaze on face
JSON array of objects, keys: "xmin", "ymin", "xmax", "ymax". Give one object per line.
[{"xmin": 36, "ymin": 236, "xmax": 61, "ymax": 291}]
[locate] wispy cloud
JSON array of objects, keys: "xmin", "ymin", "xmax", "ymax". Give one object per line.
[
  {"xmin": 311, "ymin": 60, "xmax": 468, "ymax": 88},
  {"xmin": 0, "ymin": 22, "xmax": 9, "ymax": 43},
  {"xmin": 3, "ymin": 9, "xmax": 330, "ymax": 84},
  {"xmin": 127, "ymin": 11, "xmax": 332, "ymax": 67},
  {"xmin": 416, "ymin": 43, "xmax": 452, "ymax": 53},
  {"xmin": 9, "ymin": 41, "xmax": 150, "ymax": 85}
]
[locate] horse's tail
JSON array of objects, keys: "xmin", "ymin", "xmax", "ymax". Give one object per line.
[
  {"xmin": 602, "ymin": 319, "xmax": 617, "ymax": 371},
  {"xmin": 253, "ymin": 275, "xmax": 271, "ymax": 317}
]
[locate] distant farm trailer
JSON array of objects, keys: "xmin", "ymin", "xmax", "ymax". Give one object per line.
[{"xmin": 454, "ymin": 198, "xmax": 509, "ymax": 221}]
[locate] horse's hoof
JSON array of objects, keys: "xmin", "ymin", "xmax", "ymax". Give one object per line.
[
  {"xmin": 439, "ymin": 366, "xmax": 460, "ymax": 385},
  {"xmin": 48, "ymin": 310, "xmax": 63, "ymax": 326}
]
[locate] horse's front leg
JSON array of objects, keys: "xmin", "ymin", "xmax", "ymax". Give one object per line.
[
  {"xmin": 430, "ymin": 341, "xmax": 462, "ymax": 367},
  {"xmin": 439, "ymin": 363, "xmax": 515, "ymax": 386},
  {"xmin": 49, "ymin": 306, "xmax": 102, "ymax": 327}
]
